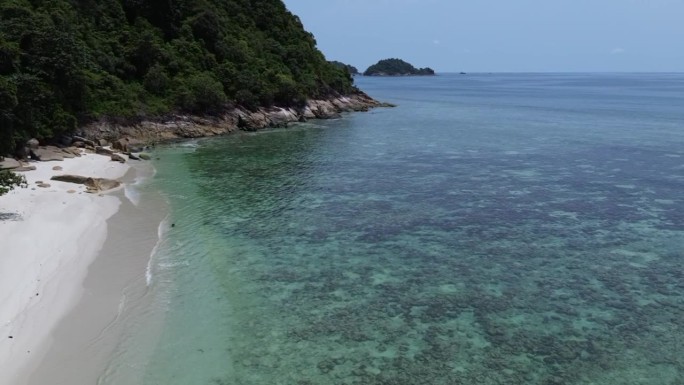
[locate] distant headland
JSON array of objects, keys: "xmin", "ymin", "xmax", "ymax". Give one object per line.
[
  {"xmin": 329, "ymin": 61, "xmax": 360, "ymax": 76},
  {"xmin": 363, "ymin": 58, "xmax": 435, "ymax": 76}
]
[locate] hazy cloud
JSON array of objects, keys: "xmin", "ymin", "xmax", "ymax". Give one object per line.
[{"xmin": 610, "ymin": 47, "xmax": 626, "ymax": 55}]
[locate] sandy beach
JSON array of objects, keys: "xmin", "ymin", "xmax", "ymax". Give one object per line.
[{"xmin": 0, "ymin": 152, "xmax": 164, "ymax": 384}]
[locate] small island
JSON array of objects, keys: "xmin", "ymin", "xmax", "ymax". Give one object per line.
[{"xmin": 364, "ymin": 58, "xmax": 435, "ymax": 76}]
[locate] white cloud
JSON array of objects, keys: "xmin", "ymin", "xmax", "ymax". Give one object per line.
[
  {"xmin": 433, "ymin": 40, "xmax": 441, "ymax": 45},
  {"xmin": 610, "ymin": 47, "xmax": 626, "ymax": 55}
]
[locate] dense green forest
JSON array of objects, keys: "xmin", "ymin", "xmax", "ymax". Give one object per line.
[
  {"xmin": 364, "ymin": 58, "xmax": 434, "ymax": 76},
  {"xmin": 0, "ymin": 0, "xmax": 356, "ymax": 154}
]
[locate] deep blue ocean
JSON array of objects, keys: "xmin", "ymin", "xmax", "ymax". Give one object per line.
[{"xmin": 107, "ymin": 73, "xmax": 684, "ymax": 385}]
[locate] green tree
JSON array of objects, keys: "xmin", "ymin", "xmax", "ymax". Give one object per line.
[{"xmin": 177, "ymin": 72, "xmax": 227, "ymax": 113}]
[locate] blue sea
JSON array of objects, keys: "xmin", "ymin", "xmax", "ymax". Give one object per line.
[{"xmin": 105, "ymin": 73, "xmax": 684, "ymax": 385}]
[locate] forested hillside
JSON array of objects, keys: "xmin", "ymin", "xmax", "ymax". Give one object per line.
[{"xmin": 0, "ymin": 0, "xmax": 356, "ymax": 153}]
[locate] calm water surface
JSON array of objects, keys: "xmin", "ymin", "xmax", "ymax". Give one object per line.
[{"xmin": 108, "ymin": 73, "xmax": 684, "ymax": 385}]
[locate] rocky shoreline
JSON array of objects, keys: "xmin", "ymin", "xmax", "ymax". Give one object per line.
[
  {"xmin": 79, "ymin": 91, "xmax": 389, "ymax": 150},
  {"xmin": 0, "ymin": 91, "xmax": 389, "ymax": 173}
]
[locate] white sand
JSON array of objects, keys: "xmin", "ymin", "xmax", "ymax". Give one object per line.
[{"xmin": 0, "ymin": 153, "xmax": 129, "ymax": 384}]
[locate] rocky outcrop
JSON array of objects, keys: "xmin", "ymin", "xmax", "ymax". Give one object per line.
[
  {"xmin": 79, "ymin": 92, "xmax": 386, "ymax": 146},
  {"xmin": 3, "ymin": 93, "xmax": 386, "ymax": 162}
]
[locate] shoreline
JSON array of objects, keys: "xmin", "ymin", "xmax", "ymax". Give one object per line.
[
  {"xmin": 0, "ymin": 153, "xmax": 165, "ymax": 384},
  {"xmin": 79, "ymin": 91, "xmax": 389, "ymax": 150},
  {"xmin": 0, "ymin": 92, "xmax": 383, "ymax": 384}
]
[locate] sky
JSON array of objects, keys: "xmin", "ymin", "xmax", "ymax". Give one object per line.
[{"xmin": 282, "ymin": 0, "xmax": 684, "ymax": 73}]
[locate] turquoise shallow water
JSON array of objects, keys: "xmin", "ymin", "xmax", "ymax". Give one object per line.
[{"xmin": 109, "ymin": 74, "xmax": 684, "ymax": 384}]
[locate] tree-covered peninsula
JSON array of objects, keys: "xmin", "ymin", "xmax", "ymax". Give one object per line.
[
  {"xmin": 329, "ymin": 61, "xmax": 359, "ymax": 76},
  {"xmin": 364, "ymin": 58, "xmax": 435, "ymax": 76},
  {"xmin": 0, "ymin": 0, "xmax": 364, "ymax": 154}
]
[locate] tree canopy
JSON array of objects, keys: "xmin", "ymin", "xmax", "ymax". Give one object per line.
[
  {"xmin": 364, "ymin": 58, "xmax": 435, "ymax": 76},
  {"xmin": 0, "ymin": 0, "xmax": 355, "ymax": 154}
]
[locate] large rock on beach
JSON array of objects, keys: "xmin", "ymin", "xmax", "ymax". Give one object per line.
[
  {"xmin": 50, "ymin": 174, "xmax": 121, "ymax": 192},
  {"xmin": 60, "ymin": 147, "xmax": 82, "ymax": 157},
  {"xmin": 112, "ymin": 137, "xmax": 144, "ymax": 153},
  {"xmin": 51, "ymin": 174, "xmax": 89, "ymax": 184},
  {"xmin": 14, "ymin": 164, "xmax": 37, "ymax": 172},
  {"xmin": 71, "ymin": 136, "xmax": 96, "ymax": 148},
  {"xmin": 0, "ymin": 158, "xmax": 21, "ymax": 170},
  {"xmin": 85, "ymin": 178, "xmax": 120, "ymax": 192},
  {"xmin": 111, "ymin": 153, "xmax": 126, "ymax": 163},
  {"xmin": 31, "ymin": 147, "xmax": 64, "ymax": 161},
  {"xmin": 27, "ymin": 138, "xmax": 39, "ymax": 149},
  {"xmin": 95, "ymin": 146, "xmax": 114, "ymax": 156}
]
